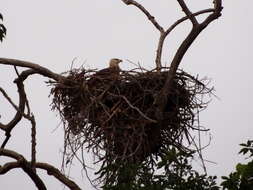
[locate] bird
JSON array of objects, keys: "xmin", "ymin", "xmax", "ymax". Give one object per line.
[
  {"xmin": 90, "ymin": 58, "xmax": 122, "ymax": 81},
  {"xmin": 87, "ymin": 58, "xmax": 123, "ymax": 89}
]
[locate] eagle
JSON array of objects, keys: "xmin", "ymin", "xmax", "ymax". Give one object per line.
[{"xmin": 88, "ymin": 58, "xmax": 122, "ymax": 86}]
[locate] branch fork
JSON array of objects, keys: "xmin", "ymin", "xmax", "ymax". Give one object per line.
[{"xmin": 121, "ymin": 0, "xmax": 222, "ymax": 119}]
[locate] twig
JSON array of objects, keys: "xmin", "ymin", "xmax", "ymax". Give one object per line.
[
  {"xmin": 0, "ymin": 87, "xmax": 19, "ymax": 114},
  {"xmin": 120, "ymin": 95, "xmax": 157, "ymax": 123},
  {"xmin": 0, "ymin": 80, "xmax": 26, "ymax": 147},
  {"xmin": 30, "ymin": 114, "xmax": 36, "ymax": 172},
  {"xmin": 121, "ymin": 0, "xmax": 164, "ymax": 32}
]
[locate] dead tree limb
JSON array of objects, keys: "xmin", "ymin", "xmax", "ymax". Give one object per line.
[
  {"xmin": 0, "ymin": 58, "xmax": 82, "ymax": 189},
  {"xmin": 121, "ymin": 0, "xmax": 164, "ymax": 32},
  {"xmin": 0, "ymin": 149, "xmax": 47, "ymax": 190},
  {"xmin": 0, "ymin": 57, "xmax": 66, "ymax": 148},
  {"xmin": 155, "ymin": 8, "xmax": 214, "ymax": 71},
  {"xmin": 156, "ymin": 0, "xmax": 222, "ymax": 117},
  {"xmin": 0, "ymin": 148, "xmax": 82, "ymax": 190},
  {"xmin": 177, "ymin": 0, "xmax": 198, "ymax": 25},
  {"xmin": 0, "ymin": 58, "xmax": 64, "ymax": 81},
  {"xmin": 0, "ymin": 78, "xmax": 26, "ymax": 148},
  {"xmin": 36, "ymin": 162, "xmax": 82, "ymax": 190},
  {"xmin": 121, "ymin": 0, "xmax": 222, "ymax": 73}
]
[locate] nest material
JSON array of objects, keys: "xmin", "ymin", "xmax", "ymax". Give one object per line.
[{"xmin": 50, "ymin": 67, "xmax": 211, "ymax": 165}]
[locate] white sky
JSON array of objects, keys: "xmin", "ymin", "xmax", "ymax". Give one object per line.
[{"xmin": 0, "ymin": 0, "xmax": 253, "ymax": 189}]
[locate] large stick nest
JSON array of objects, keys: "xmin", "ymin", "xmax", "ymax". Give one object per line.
[{"xmin": 50, "ymin": 67, "xmax": 212, "ymax": 167}]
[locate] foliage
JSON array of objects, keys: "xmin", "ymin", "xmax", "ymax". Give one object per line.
[
  {"xmin": 101, "ymin": 148, "xmax": 219, "ymax": 190},
  {"xmin": 221, "ymin": 140, "xmax": 253, "ymax": 190},
  {"xmin": 0, "ymin": 13, "xmax": 6, "ymax": 41}
]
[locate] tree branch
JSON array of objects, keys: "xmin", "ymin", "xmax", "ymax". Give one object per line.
[
  {"xmin": 120, "ymin": 95, "xmax": 157, "ymax": 123},
  {"xmin": 0, "ymin": 148, "xmax": 47, "ymax": 190},
  {"xmin": 165, "ymin": 9, "xmax": 215, "ymax": 36},
  {"xmin": 0, "ymin": 87, "xmax": 19, "ymax": 112},
  {"xmin": 0, "ymin": 58, "xmax": 66, "ymax": 148},
  {"xmin": 121, "ymin": 0, "xmax": 222, "ymax": 73},
  {"xmin": 0, "ymin": 79, "xmax": 26, "ymax": 148},
  {"xmin": 155, "ymin": 8, "xmax": 214, "ymax": 72},
  {"xmin": 0, "ymin": 58, "xmax": 64, "ymax": 81},
  {"xmin": 177, "ymin": 0, "xmax": 198, "ymax": 26},
  {"xmin": 0, "ymin": 149, "xmax": 82, "ymax": 190},
  {"xmin": 36, "ymin": 162, "xmax": 82, "ymax": 190},
  {"xmin": 155, "ymin": 0, "xmax": 223, "ymax": 118},
  {"xmin": 0, "ymin": 161, "xmax": 20, "ymax": 174},
  {"xmin": 121, "ymin": 0, "xmax": 164, "ymax": 32}
]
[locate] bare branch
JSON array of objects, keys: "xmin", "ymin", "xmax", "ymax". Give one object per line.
[
  {"xmin": 155, "ymin": 9, "xmax": 214, "ymax": 71},
  {"xmin": 36, "ymin": 162, "xmax": 82, "ymax": 190},
  {"xmin": 0, "ymin": 58, "xmax": 64, "ymax": 81},
  {"xmin": 165, "ymin": 9, "xmax": 215, "ymax": 36},
  {"xmin": 202, "ymin": 0, "xmax": 222, "ymax": 27},
  {"xmin": 177, "ymin": 0, "xmax": 198, "ymax": 26},
  {"xmin": 121, "ymin": 0, "xmax": 222, "ymax": 72},
  {"xmin": 0, "ymin": 87, "xmax": 19, "ymax": 114},
  {"xmin": 0, "ymin": 149, "xmax": 82, "ymax": 190},
  {"xmin": 0, "ymin": 148, "xmax": 47, "ymax": 190},
  {"xmin": 121, "ymin": 0, "xmax": 164, "ymax": 32},
  {"xmin": 121, "ymin": 95, "xmax": 157, "ymax": 123},
  {"xmin": 0, "ymin": 161, "xmax": 20, "ymax": 174},
  {"xmin": 0, "ymin": 134, "xmax": 10, "ymax": 149},
  {"xmin": 0, "ymin": 79, "xmax": 26, "ymax": 147},
  {"xmin": 0, "ymin": 57, "xmax": 66, "ymax": 148},
  {"xmin": 30, "ymin": 114, "xmax": 37, "ymax": 171},
  {"xmin": 154, "ymin": 1, "xmax": 223, "ymax": 118}
]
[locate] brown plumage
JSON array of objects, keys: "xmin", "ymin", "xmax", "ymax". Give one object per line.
[{"xmin": 88, "ymin": 58, "xmax": 122, "ymax": 86}]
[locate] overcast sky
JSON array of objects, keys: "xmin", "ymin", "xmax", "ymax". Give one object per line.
[{"xmin": 1, "ymin": 0, "xmax": 253, "ymax": 189}]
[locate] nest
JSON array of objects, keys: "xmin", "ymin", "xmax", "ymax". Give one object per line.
[{"xmin": 50, "ymin": 67, "xmax": 212, "ymax": 170}]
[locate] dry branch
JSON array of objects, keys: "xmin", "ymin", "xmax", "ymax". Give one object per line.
[
  {"xmin": 36, "ymin": 162, "xmax": 82, "ymax": 190},
  {"xmin": 121, "ymin": 0, "xmax": 222, "ymax": 72},
  {"xmin": 177, "ymin": 0, "xmax": 198, "ymax": 25},
  {"xmin": 0, "ymin": 78, "xmax": 26, "ymax": 148},
  {"xmin": 0, "ymin": 148, "xmax": 82, "ymax": 190},
  {"xmin": 121, "ymin": 0, "xmax": 164, "ymax": 32},
  {"xmin": 0, "ymin": 58, "xmax": 64, "ymax": 81},
  {"xmin": 155, "ymin": 0, "xmax": 222, "ymax": 116},
  {"xmin": 0, "ymin": 57, "xmax": 65, "ymax": 148},
  {"xmin": 0, "ymin": 149, "xmax": 47, "ymax": 190}
]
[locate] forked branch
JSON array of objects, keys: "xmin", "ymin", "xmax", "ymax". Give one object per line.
[
  {"xmin": 121, "ymin": 0, "xmax": 222, "ymax": 72},
  {"xmin": 177, "ymin": 0, "xmax": 198, "ymax": 26},
  {"xmin": 162, "ymin": 0, "xmax": 222, "ymax": 98},
  {"xmin": 0, "ymin": 149, "xmax": 46, "ymax": 190},
  {"xmin": 0, "ymin": 148, "xmax": 82, "ymax": 190},
  {"xmin": 0, "ymin": 57, "xmax": 66, "ymax": 147},
  {"xmin": 0, "ymin": 58, "xmax": 64, "ymax": 81},
  {"xmin": 121, "ymin": 0, "xmax": 222, "ymax": 117}
]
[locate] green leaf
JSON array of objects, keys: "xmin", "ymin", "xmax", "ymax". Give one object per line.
[
  {"xmin": 236, "ymin": 163, "xmax": 246, "ymax": 174},
  {"xmin": 239, "ymin": 148, "xmax": 249, "ymax": 155}
]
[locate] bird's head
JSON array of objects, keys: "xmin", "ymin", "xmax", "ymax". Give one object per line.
[{"xmin": 109, "ymin": 58, "xmax": 122, "ymax": 68}]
